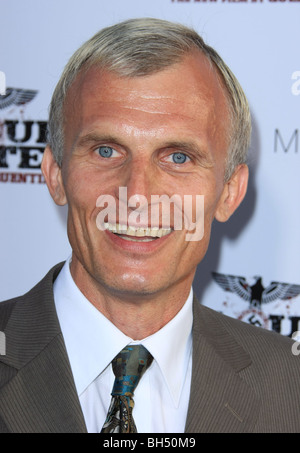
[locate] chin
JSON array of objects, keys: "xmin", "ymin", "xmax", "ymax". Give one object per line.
[{"xmin": 102, "ymin": 273, "xmax": 165, "ymax": 299}]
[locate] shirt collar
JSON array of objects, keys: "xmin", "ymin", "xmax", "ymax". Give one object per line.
[
  {"xmin": 139, "ymin": 292, "xmax": 193, "ymax": 407},
  {"xmin": 53, "ymin": 256, "xmax": 193, "ymax": 407}
]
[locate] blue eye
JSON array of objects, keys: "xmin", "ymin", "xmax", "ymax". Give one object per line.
[
  {"xmin": 98, "ymin": 146, "xmax": 114, "ymax": 158},
  {"xmin": 172, "ymin": 152, "xmax": 188, "ymax": 164}
]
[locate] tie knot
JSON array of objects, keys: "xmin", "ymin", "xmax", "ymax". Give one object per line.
[{"xmin": 111, "ymin": 345, "xmax": 153, "ymax": 397}]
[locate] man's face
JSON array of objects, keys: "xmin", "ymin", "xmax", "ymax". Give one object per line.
[{"xmin": 44, "ymin": 52, "xmax": 247, "ymax": 303}]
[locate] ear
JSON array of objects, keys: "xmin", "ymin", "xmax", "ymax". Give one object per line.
[
  {"xmin": 214, "ymin": 164, "xmax": 249, "ymax": 222},
  {"xmin": 41, "ymin": 146, "xmax": 67, "ymax": 206}
]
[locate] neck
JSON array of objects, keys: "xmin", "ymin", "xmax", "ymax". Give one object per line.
[{"xmin": 69, "ymin": 260, "xmax": 193, "ymax": 340}]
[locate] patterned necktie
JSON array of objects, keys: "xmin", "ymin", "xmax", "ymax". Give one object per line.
[{"xmin": 101, "ymin": 344, "xmax": 153, "ymax": 433}]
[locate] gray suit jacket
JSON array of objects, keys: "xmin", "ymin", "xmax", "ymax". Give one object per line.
[{"xmin": 0, "ymin": 263, "xmax": 300, "ymax": 433}]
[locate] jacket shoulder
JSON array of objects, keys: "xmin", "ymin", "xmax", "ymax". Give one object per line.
[
  {"xmin": 0, "ymin": 262, "xmax": 65, "ymax": 356},
  {"xmin": 0, "ymin": 299, "xmax": 17, "ymax": 332},
  {"xmin": 0, "ymin": 262, "xmax": 64, "ymax": 310},
  {"xmin": 197, "ymin": 302, "xmax": 296, "ymax": 356}
]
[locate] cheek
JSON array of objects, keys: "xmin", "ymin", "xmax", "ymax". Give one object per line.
[
  {"xmin": 62, "ymin": 164, "xmax": 95, "ymax": 207},
  {"xmin": 186, "ymin": 178, "xmax": 223, "ymax": 224},
  {"xmin": 62, "ymin": 176, "xmax": 97, "ymax": 239}
]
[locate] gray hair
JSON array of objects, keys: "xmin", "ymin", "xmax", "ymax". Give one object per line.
[{"xmin": 47, "ymin": 17, "xmax": 251, "ymax": 181}]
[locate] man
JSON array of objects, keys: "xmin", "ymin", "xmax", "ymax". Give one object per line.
[{"xmin": 0, "ymin": 18, "xmax": 299, "ymax": 433}]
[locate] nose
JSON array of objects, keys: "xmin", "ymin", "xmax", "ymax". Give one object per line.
[
  {"xmin": 116, "ymin": 154, "xmax": 172, "ymax": 228},
  {"xmin": 119, "ymin": 156, "xmax": 157, "ymax": 208}
]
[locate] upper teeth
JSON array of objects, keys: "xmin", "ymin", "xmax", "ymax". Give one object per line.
[{"xmin": 103, "ymin": 223, "xmax": 172, "ymax": 238}]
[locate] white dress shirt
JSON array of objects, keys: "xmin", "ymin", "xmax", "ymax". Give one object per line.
[{"xmin": 53, "ymin": 257, "xmax": 193, "ymax": 433}]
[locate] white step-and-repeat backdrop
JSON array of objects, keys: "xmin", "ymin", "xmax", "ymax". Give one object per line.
[{"xmin": 1, "ymin": 0, "xmax": 299, "ymax": 337}]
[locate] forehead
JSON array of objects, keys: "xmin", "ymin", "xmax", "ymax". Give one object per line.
[{"xmin": 63, "ymin": 52, "xmax": 230, "ymax": 152}]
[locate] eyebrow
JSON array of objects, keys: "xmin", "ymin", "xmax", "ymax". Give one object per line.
[
  {"xmin": 164, "ymin": 140, "xmax": 204, "ymax": 154},
  {"xmin": 74, "ymin": 133, "xmax": 120, "ymax": 149}
]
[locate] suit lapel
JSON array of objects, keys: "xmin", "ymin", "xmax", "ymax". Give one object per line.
[
  {"xmin": 185, "ymin": 298, "xmax": 261, "ymax": 433},
  {"xmin": 0, "ymin": 264, "xmax": 87, "ymax": 433}
]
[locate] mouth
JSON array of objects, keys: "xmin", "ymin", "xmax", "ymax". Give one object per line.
[{"xmin": 103, "ymin": 222, "xmax": 172, "ymax": 242}]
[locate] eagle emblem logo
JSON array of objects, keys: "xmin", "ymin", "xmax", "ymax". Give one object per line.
[
  {"xmin": 212, "ymin": 272, "xmax": 300, "ymax": 310},
  {"xmin": 0, "ymin": 87, "xmax": 38, "ymax": 110},
  {"xmin": 212, "ymin": 272, "xmax": 300, "ymax": 331}
]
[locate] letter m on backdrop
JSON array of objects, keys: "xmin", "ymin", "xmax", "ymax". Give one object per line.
[
  {"xmin": 274, "ymin": 129, "xmax": 299, "ymax": 153},
  {"xmin": 0, "ymin": 331, "xmax": 6, "ymax": 355},
  {"xmin": 0, "ymin": 71, "xmax": 6, "ymax": 95}
]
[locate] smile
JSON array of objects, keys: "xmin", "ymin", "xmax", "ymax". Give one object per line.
[{"xmin": 103, "ymin": 222, "xmax": 172, "ymax": 242}]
